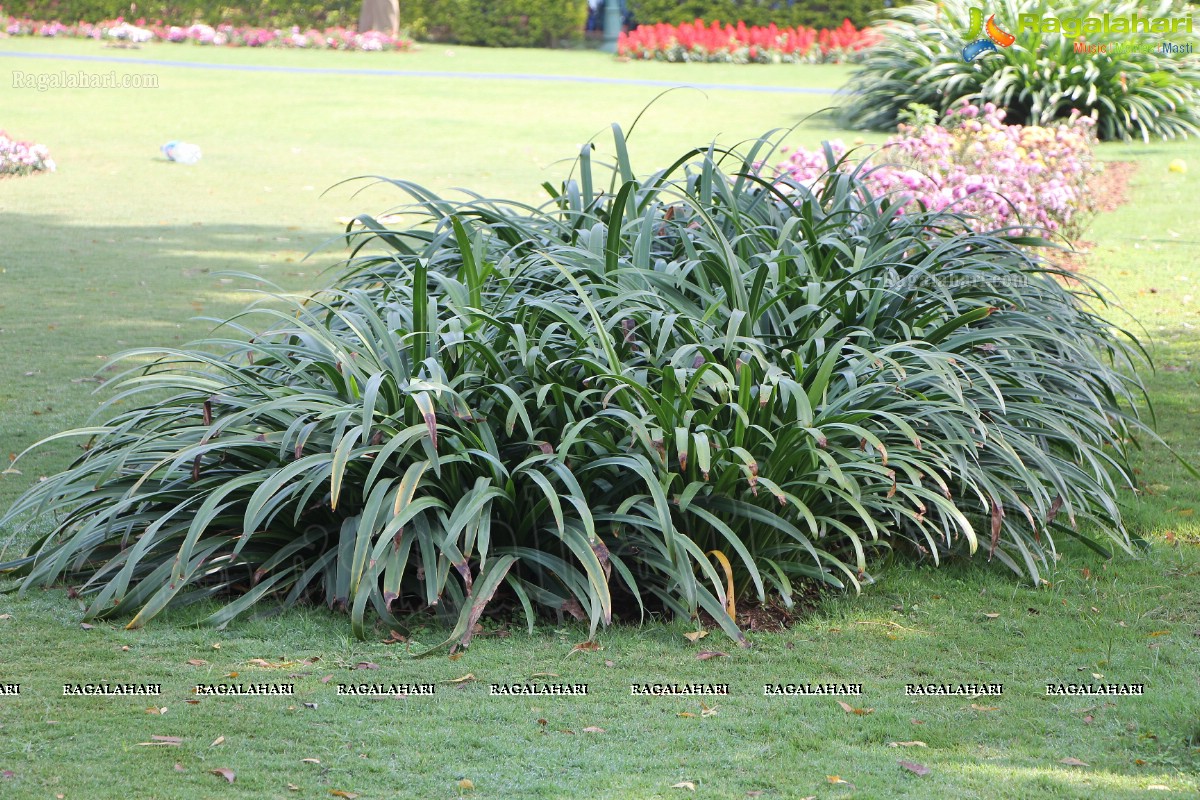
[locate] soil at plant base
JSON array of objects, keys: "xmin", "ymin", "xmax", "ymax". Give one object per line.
[
  {"xmin": 697, "ymin": 586, "xmax": 826, "ymax": 634},
  {"xmin": 1055, "ymin": 160, "xmax": 1138, "ymax": 274}
]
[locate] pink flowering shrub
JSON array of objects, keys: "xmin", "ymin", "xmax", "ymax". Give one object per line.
[
  {"xmin": 0, "ymin": 130, "xmax": 54, "ymax": 177},
  {"xmin": 776, "ymin": 102, "xmax": 1098, "ymax": 238},
  {"xmin": 2, "ymin": 15, "xmax": 413, "ymax": 51},
  {"xmin": 619, "ymin": 18, "xmax": 879, "ymax": 64}
]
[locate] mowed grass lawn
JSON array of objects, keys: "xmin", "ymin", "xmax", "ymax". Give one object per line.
[{"xmin": 1, "ymin": 38, "xmax": 1198, "ymax": 799}]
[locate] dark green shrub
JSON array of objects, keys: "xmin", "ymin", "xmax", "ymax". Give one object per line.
[
  {"xmin": 839, "ymin": 0, "xmax": 1200, "ymax": 142},
  {"xmin": 0, "ymin": 128, "xmax": 1157, "ymax": 646},
  {"xmin": 2, "ymin": 0, "xmax": 587, "ymax": 44},
  {"xmin": 2, "ymin": 0, "xmax": 359, "ymax": 28},
  {"xmin": 626, "ymin": 0, "xmax": 889, "ymax": 32},
  {"xmin": 397, "ymin": 0, "xmax": 587, "ymax": 47}
]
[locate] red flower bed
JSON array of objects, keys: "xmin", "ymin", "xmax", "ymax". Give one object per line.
[{"xmin": 618, "ymin": 18, "xmax": 879, "ymax": 64}]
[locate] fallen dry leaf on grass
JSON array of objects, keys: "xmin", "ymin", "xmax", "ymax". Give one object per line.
[
  {"xmin": 211, "ymin": 736, "xmax": 225, "ymax": 747},
  {"xmin": 888, "ymin": 741, "xmax": 928, "ymax": 748},
  {"xmin": 899, "ymin": 760, "xmax": 930, "ymax": 776},
  {"xmin": 173, "ymin": 764, "xmax": 185, "ymax": 773},
  {"xmin": 442, "ymin": 674, "xmax": 476, "ymax": 685},
  {"xmin": 671, "ymin": 781, "xmax": 696, "ymax": 791},
  {"xmin": 1059, "ymin": 757, "xmax": 1089, "ymax": 767},
  {"xmin": 582, "ymin": 726, "xmax": 605, "ymax": 733},
  {"xmin": 970, "ymin": 704, "xmax": 999, "ymax": 712},
  {"xmin": 683, "ymin": 631, "xmax": 708, "ymax": 643},
  {"xmin": 330, "ymin": 791, "xmax": 359, "ymax": 798},
  {"xmin": 137, "ymin": 735, "xmax": 182, "ymax": 747},
  {"xmin": 210, "ymin": 768, "xmax": 235, "ymax": 784},
  {"xmin": 186, "ymin": 659, "xmax": 207, "ymax": 666},
  {"xmin": 836, "ymin": 700, "xmax": 874, "ymax": 715},
  {"xmin": 983, "ymin": 613, "xmax": 1000, "ymax": 620},
  {"xmin": 1, "ymin": 771, "xmax": 14, "ymax": 779},
  {"xmin": 0, "ymin": 614, "xmax": 12, "ymax": 620},
  {"xmin": 570, "ymin": 640, "xmax": 602, "ymax": 654},
  {"xmin": 827, "ymin": 775, "xmax": 850, "ymax": 784},
  {"xmin": 696, "ymin": 651, "xmax": 728, "ymax": 660},
  {"xmin": 677, "ymin": 712, "xmax": 696, "ymax": 718},
  {"xmin": 353, "ymin": 662, "xmax": 380, "ymax": 670},
  {"xmin": 301, "ymin": 758, "xmax": 321, "ymax": 764},
  {"xmin": 457, "ymin": 778, "xmax": 475, "ymax": 791}
]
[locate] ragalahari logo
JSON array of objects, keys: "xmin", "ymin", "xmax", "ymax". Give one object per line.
[{"xmin": 962, "ymin": 8, "xmax": 1016, "ymax": 61}]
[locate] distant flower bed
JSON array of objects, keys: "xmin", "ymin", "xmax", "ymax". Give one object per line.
[
  {"xmin": 618, "ymin": 18, "xmax": 879, "ymax": 64},
  {"xmin": 0, "ymin": 130, "xmax": 54, "ymax": 177},
  {"xmin": 775, "ymin": 102, "xmax": 1098, "ymax": 238},
  {"xmin": 2, "ymin": 16, "xmax": 413, "ymax": 51}
]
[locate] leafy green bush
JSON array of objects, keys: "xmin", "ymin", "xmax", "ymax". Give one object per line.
[
  {"xmin": 0, "ymin": 128, "xmax": 1154, "ymax": 646},
  {"xmin": 396, "ymin": 0, "xmax": 587, "ymax": 47},
  {"xmin": 839, "ymin": 0, "xmax": 1200, "ymax": 142},
  {"xmin": 627, "ymin": 0, "xmax": 887, "ymax": 32}
]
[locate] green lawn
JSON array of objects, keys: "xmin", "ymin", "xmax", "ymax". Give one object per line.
[{"xmin": 1, "ymin": 39, "xmax": 1198, "ymax": 799}]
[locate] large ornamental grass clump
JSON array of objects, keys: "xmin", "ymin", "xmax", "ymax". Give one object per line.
[
  {"xmin": 839, "ymin": 0, "xmax": 1200, "ymax": 142},
  {"xmin": 0, "ymin": 128, "xmax": 1153, "ymax": 646}
]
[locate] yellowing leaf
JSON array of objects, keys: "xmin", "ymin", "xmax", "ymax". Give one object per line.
[
  {"xmin": 186, "ymin": 658, "xmax": 207, "ymax": 666},
  {"xmin": 677, "ymin": 712, "xmax": 696, "ymax": 718},
  {"xmin": 442, "ymin": 673, "xmax": 476, "ymax": 685},
  {"xmin": 700, "ymin": 703, "xmax": 719, "ymax": 717},
  {"xmin": 1148, "ymin": 631, "xmax": 1171, "ymax": 637},
  {"xmin": 1059, "ymin": 757, "xmax": 1089, "ymax": 767},
  {"xmin": 827, "ymin": 775, "xmax": 849, "ymax": 784},
  {"xmin": 983, "ymin": 613, "xmax": 1001, "ymax": 619},
  {"xmin": 888, "ymin": 741, "xmax": 928, "ymax": 748},
  {"xmin": 210, "ymin": 736, "xmax": 225, "ymax": 747},
  {"xmin": 683, "ymin": 631, "xmax": 708, "ymax": 643},
  {"xmin": 457, "ymin": 778, "xmax": 475, "ymax": 791},
  {"xmin": 330, "ymin": 791, "xmax": 359, "ymax": 799},
  {"xmin": 837, "ymin": 700, "xmax": 874, "ymax": 715},
  {"xmin": 570, "ymin": 640, "xmax": 602, "ymax": 653},
  {"xmin": 301, "ymin": 758, "xmax": 321, "ymax": 764},
  {"xmin": 671, "ymin": 781, "xmax": 696, "ymax": 791}
]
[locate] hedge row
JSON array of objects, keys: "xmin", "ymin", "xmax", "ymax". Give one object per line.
[
  {"xmin": 3, "ymin": 0, "xmax": 879, "ymax": 46},
  {"xmin": 627, "ymin": 0, "xmax": 890, "ymax": 31},
  {"xmin": 0, "ymin": 0, "xmax": 358, "ymax": 28},
  {"xmin": 396, "ymin": 0, "xmax": 588, "ymax": 47},
  {"xmin": 1, "ymin": 0, "xmax": 588, "ymax": 45}
]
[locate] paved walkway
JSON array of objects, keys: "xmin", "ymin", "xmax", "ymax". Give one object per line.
[{"xmin": 0, "ymin": 49, "xmax": 840, "ymax": 94}]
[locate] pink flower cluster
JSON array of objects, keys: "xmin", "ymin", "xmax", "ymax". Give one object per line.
[
  {"xmin": 776, "ymin": 102, "xmax": 1098, "ymax": 237},
  {"xmin": 618, "ymin": 18, "xmax": 879, "ymax": 64},
  {"xmin": 2, "ymin": 16, "xmax": 413, "ymax": 51},
  {"xmin": 0, "ymin": 130, "xmax": 54, "ymax": 177}
]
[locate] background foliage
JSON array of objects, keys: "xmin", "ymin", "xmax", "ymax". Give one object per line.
[
  {"xmin": 2, "ymin": 0, "xmax": 589, "ymax": 44},
  {"xmin": 838, "ymin": 0, "xmax": 1200, "ymax": 142},
  {"xmin": 396, "ymin": 0, "xmax": 588, "ymax": 47},
  {"xmin": 627, "ymin": 0, "xmax": 890, "ymax": 32},
  {"xmin": 1, "ymin": 0, "xmax": 359, "ymax": 28}
]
